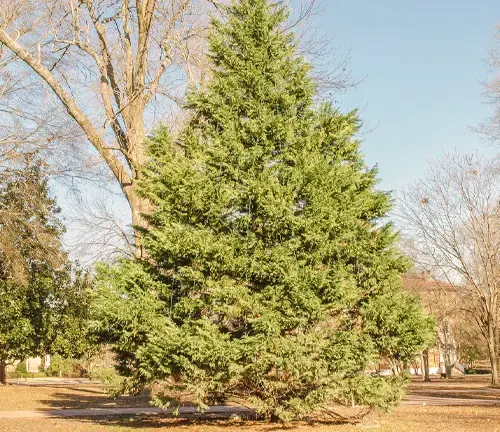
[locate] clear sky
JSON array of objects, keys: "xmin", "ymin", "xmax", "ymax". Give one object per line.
[{"xmin": 312, "ymin": 0, "xmax": 500, "ymax": 192}]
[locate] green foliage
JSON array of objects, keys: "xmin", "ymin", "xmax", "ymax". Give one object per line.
[
  {"xmin": 363, "ymin": 291, "xmax": 435, "ymax": 364},
  {"xmin": 0, "ymin": 160, "xmax": 56, "ymax": 371},
  {"xmin": 47, "ymin": 355, "xmax": 80, "ymax": 377},
  {"xmin": 28, "ymin": 267, "xmax": 97, "ymax": 360},
  {"xmin": 0, "ymin": 159, "xmax": 65, "ymax": 285},
  {"xmin": 0, "ymin": 158, "xmax": 95, "ymax": 380},
  {"xmin": 90, "ymin": 366, "xmax": 118, "ymax": 383},
  {"xmin": 15, "ymin": 361, "xmax": 27, "ymax": 375},
  {"xmin": 94, "ymin": 0, "xmax": 435, "ymax": 421},
  {"xmin": 90, "ymin": 367, "xmax": 124, "ymax": 397},
  {"xmin": 0, "ymin": 282, "xmax": 35, "ymax": 368}
]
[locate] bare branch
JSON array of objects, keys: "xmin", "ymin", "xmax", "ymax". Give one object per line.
[{"xmin": 398, "ymin": 152, "xmax": 500, "ymax": 383}]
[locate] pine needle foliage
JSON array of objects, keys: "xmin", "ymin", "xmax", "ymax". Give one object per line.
[{"xmin": 94, "ymin": 0, "xmax": 434, "ymax": 421}]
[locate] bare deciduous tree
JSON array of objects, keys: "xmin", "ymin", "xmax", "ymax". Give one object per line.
[
  {"xmin": 404, "ymin": 273, "xmax": 461, "ymax": 380},
  {"xmin": 64, "ymin": 192, "xmax": 135, "ymax": 265},
  {"xmin": 479, "ymin": 26, "xmax": 500, "ymax": 143},
  {"xmin": 0, "ymin": 0, "xmax": 214, "ymax": 255},
  {"xmin": 399, "ymin": 153, "xmax": 500, "ymax": 385}
]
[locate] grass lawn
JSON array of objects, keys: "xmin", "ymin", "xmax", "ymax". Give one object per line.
[
  {"xmin": 1, "ymin": 377, "xmax": 500, "ymax": 431},
  {"xmin": 1, "ymin": 407, "xmax": 500, "ymax": 432},
  {"xmin": 0, "ymin": 383, "xmax": 151, "ymax": 411},
  {"xmin": 408, "ymin": 374, "xmax": 500, "ymax": 400}
]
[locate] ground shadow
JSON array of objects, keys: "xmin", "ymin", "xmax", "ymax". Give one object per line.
[
  {"xmin": 35, "ymin": 385, "xmax": 363, "ymax": 430},
  {"xmin": 408, "ymin": 376, "xmax": 500, "ymax": 401},
  {"xmin": 59, "ymin": 413, "xmax": 356, "ymax": 431},
  {"xmin": 29, "ymin": 379, "xmax": 500, "ymax": 430},
  {"xmin": 40, "ymin": 387, "xmax": 152, "ymax": 410}
]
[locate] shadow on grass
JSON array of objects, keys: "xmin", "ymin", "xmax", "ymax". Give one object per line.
[
  {"xmin": 6, "ymin": 384, "xmax": 104, "ymax": 394},
  {"xmin": 39, "ymin": 387, "xmax": 152, "ymax": 410},
  {"xmin": 37, "ymin": 387, "xmax": 361, "ymax": 430},
  {"xmin": 62, "ymin": 413, "xmax": 355, "ymax": 431},
  {"xmin": 388, "ymin": 405, "xmax": 500, "ymax": 431}
]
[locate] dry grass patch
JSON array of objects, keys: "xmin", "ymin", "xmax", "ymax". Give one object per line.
[
  {"xmin": 408, "ymin": 375, "xmax": 500, "ymax": 400},
  {"xmin": 0, "ymin": 384, "xmax": 151, "ymax": 411},
  {"xmin": 2, "ymin": 406, "xmax": 500, "ymax": 432}
]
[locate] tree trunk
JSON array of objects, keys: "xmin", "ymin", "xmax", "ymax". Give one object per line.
[
  {"xmin": 0, "ymin": 360, "xmax": 7, "ymax": 385},
  {"xmin": 422, "ymin": 349, "xmax": 431, "ymax": 382},
  {"xmin": 122, "ymin": 100, "xmax": 152, "ymax": 258},
  {"xmin": 402, "ymin": 360, "xmax": 409, "ymax": 375},
  {"xmin": 125, "ymin": 184, "xmax": 151, "ymax": 258},
  {"xmin": 40, "ymin": 355, "xmax": 46, "ymax": 372},
  {"xmin": 487, "ymin": 319, "xmax": 499, "ymax": 386},
  {"xmin": 489, "ymin": 351, "xmax": 498, "ymax": 386},
  {"xmin": 0, "ymin": 27, "xmax": 152, "ymax": 257},
  {"xmin": 445, "ymin": 364, "xmax": 453, "ymax": 379}
]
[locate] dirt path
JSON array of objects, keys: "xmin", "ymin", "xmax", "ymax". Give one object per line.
[{"xmin": 6, "ymin": 378, "xmax": 94, "ymax": 386}]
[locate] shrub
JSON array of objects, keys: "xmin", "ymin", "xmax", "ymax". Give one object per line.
[
  {"xmin": 15, "ymin": 362, "xmax": 27, "ymax": 375},
  {"xmin": 47, "ymin": 355, "xmax": 81, "ymax": 377},
  {"xmin": 90, "ymin": 367, "xmax": 124, "ymax": 397}
]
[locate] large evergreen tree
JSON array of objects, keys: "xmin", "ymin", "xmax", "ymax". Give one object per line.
[{"xmin": 95, "ymin": 0, "xmax": 434, "ymax": 420}]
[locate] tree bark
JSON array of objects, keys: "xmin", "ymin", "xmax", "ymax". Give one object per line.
[
  {"xmin": 496, "ymin": 357, "xmax": 500, "ymax": 381},
  {"xmin": 0, "ymin": 360, "xmax": 7, "ymax": 385},
  {"xmin": 115, "ymin": 98, "xmax": 151, "ymax": 257},
  {"xmin": 488, "ymin": 319, "xmax": 499, "ymax": 386},
  {"xmin": 422, "ymin": 349, "xmax": 431, "ymax": 382},
  {"xmin": 445, "ymin": 364, "xmax": 453, "ymax": 379},
  {"xmin": 40, "ymin": 355, "xmax": 46, "ymax": 372},
  {"xmin": 489, "ymin": 351, "xmax": 498, "ymax": 386},
  {"xmin": 124, "ymin": 179, "xmax": 150, "ymax": 258}
]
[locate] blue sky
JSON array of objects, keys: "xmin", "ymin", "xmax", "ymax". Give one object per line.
[{"xmin": 311, "ymin": 0, "xmax": 499, "ymax": 191}]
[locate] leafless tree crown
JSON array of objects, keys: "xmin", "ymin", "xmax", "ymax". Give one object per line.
[{"xmin": 398, "ymin": 152, "xmax": 500, "ymax": 384}]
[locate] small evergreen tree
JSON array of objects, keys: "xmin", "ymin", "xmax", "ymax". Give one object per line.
[
  {"xmin": 95, "ymin": 0, "xmax": 434, "ymax": 420},
  {"xmin": 0, "ymin": 158, "xmax": 65, "ymax": 284}
]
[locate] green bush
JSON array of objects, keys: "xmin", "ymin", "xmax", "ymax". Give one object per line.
[
  {"xmin": 7, "ymin": 363, "xmax": 47, "ymax": 379},
  {"xmin": 47, "ymin": 355, "xmax": 81, "ymax": 377},
  {"xmin": 90, "ymin": 367, "xmax": 124, "ymax": 397},
  {"xmin": 15, "ymin": 362, "xmax": 27, "ymax": 374},
  {"xmin": 15, "ymin": 362, "xmax": 29, "ymax": 379},
  {"xmin": 465, "ymin": 368, "xmax": 477, "ymax": 374},
  {"xmin": 90, "ymin": 367, "xmax": 116, "ymax": 382}
]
